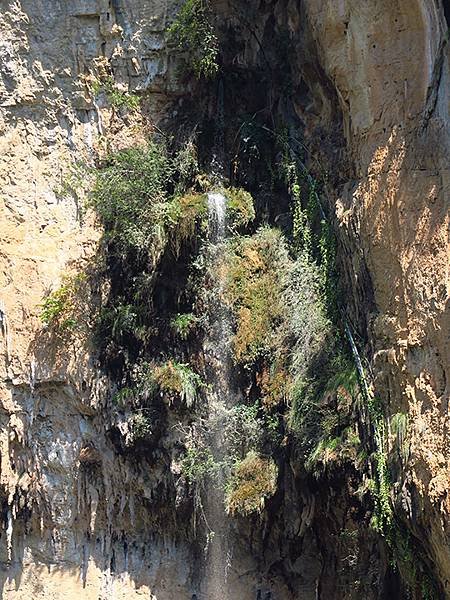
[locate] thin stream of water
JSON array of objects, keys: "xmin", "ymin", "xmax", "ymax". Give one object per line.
[{"xmin": 203, "ymin": 192, "xmax": 232, "ymax": 599}]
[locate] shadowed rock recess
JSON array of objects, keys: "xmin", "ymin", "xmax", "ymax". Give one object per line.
[{"xmin": 0, "ymin": 1, "xmax": 448, "ymax": 598}]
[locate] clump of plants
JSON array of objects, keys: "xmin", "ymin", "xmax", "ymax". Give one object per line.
[
  {"xmin": 181, "ymin": 445, "xmax": 218, "ymax": 487},
  {"xmin": 168, "ymin": 0, "xmax": 219, "ymax": 78},
  {"xmin": 153, "ymin": 360, "xmax": 205, "ymax": 407},
  {"xmin": 170, "ymin": 313, "xmax": 198, "ymax": 340},
  {"xmin": 40, "ymin": 273, "xmax": 86, "ymax": 333},
  {"xmin": 224, "ymin": 187, "xmax": 256, "ymax": 229},
  {"xmin": 171, "ymin": 192, "xmax": 208, "ymax": 250},
  {"xmin": 128, "ymin": 411, "xmax": 154, "ymax": 443},
  {"xmin": 90, "ymin": 141, "xmax": 173, "ymax": 257},
  {"xmin": 112, "ymin": 361, "xmax": 157, "ymax": 407},
  {"xmin": 305, "ymin": 426, "xmax": 361, "ymax": 477},
  {"xmin": 222, "ymin": 227, "xmax": 290, "ymax": 363},
  {"xmin": 225, "ymin": 451, "xmax": 278, "ymax": 516},
  {"xmin": 92, "ymin": 75, "xmax": 141, "ymax": 111}
]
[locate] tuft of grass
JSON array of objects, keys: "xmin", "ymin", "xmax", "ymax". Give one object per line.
[{"xmin": 153, "ymin": 360, "xmax": 205, "ymax": 407}]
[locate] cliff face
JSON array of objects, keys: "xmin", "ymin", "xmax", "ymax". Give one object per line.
[
  {"xmin": 302, "ymin": 0, "xmax": 449, "ymax": 589},
  {"xmin": 0, "ymin": 1, "xmax": 448, "ymax": 599}
]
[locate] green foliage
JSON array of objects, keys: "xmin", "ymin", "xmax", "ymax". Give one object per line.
[
  {"xmin": 168, "ymin": 0, "xmax": 219, "ymax": 78},
  {"xmin": 363, "ymin": 393, "xmax": 394, "ymax": 539},
  {"xmin": 305, "ymin": 427, "xmax": 360, "ymax": 477},
  {"xmin": 90, "ymin": 142, "xmax": 173, "ymax": 256},
  {"xmin": 392, "ymin": 528, "xmax": 440, "ymax": 599},
  {"xmin": 173, "ymin": 140, "xmax": 201, "ymax": 193},
  {"xmin": 289, "ymin": 356, "xmax": 360, "ymax": 458},
  {"xmin": 40, "ymin": 274, "xmax": 85, "ymax": 333},
  {"xmin": 112, "ymin": 362, "xmax": 158, "ymax": 407},
  {"xmin": 97, "ymin": 302, "xmax": 139, "ymax": 344},
  {"xmin": 181, "ymin": 445, "xmax": 218, "ymax": 486},
  {"xmin": 128, "ymin": 411, "xmax": 154, "ymax": 442},
  {"xmin": 170, "ymin": 313, "xmax": 198, "ymax": 340},
  {"xmin": 282, "ymin": 253, "xmax": 332, "ymax": 380},
  {"xmin": 153, "ymin": 360, "xmax": 205, "ymax": 407},
  {"xmin": 223, "ymin": 403, "xmax": 264, "ymax": 459},
  {"xmin": 225, "ymin": 451, "xmax": 278, "ymax": 516},
  {"xmin": 90, "ymin": 141, "xmax": 213, "ymax": 264},
  {"xmin": 93, "ymin": 76, "xmax": 140, "ymax": 111}
]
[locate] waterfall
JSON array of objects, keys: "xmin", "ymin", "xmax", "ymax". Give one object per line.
[
  {"xmin": 202, "ymin": 192, "xmax": 232, "ymax": 599},
  {"xmin": 207, "ymin": 192, "xmax": 226, "ymax": 241}
]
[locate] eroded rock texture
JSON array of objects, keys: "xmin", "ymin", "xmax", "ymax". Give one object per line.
[
  {"xmin": 302, "ymin": 0, "xmax": 449, "ymax": 591},
  {"xmin": 0, "ymin": 0, "xmax": 448, "ymax": 598}
]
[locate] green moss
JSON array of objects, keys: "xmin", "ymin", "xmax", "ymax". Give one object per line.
[
  {"xmin": 223, "ymin": 187, "xmax": 256, "ymax": 229},
  {"xmin": 225, "ymin": 451, "xmax": 278, "ymax": 516},
  {"xmin": 222, "ymin": 227, "xmax": 289, "ymax": 363}
]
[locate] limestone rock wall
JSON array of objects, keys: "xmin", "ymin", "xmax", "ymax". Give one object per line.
[
  {"xmin": 0, "ymin": 2, "xmax": 193, "ymax": 598},
  {"xmin": 302, "ymin": 0, "xmax": 449, "ymax": 592},
  {"xmin": 0, "ymin": 0, "xmax": 448, "ymax": 598}
]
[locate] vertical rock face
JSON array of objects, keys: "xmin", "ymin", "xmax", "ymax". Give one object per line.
[
  {"xmin": 0, "ymin": 0, "xmax": 448, "ymax": 598},
  {"xmin": 302, "ymin": 0, "xmax": 449, "ymax": 590},
  {"xmin": 0, "ymin": 2, "xmax": 196, "ymax": 598}
]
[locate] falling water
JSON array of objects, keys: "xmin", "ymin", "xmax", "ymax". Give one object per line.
[
  {"xmin": 202, "ymin": 192, "xmax": 233, "ymax": 599},
  {"xmin": 207, "ymin": 192, "xmax": 227, "ymax": 242}
]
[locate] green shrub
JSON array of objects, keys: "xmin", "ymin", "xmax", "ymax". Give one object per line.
[
  {"xmin": 129, "ymin": 411, "xmax": 153, "ymax": 443},
  {"xmin": 225, "ymin": 451, "xmax": 278, "ymax": 516},
  {"xmin": 97, "ymin": 302, "xmax": 139, "ymax": 344},
  {"xmin": 90, "ymin": 142, "xmax": 172, "ymax": 256},
  {"xmin": 224, "ymin": 188, "xmax": 256, "ymax": 229},
  {"xmin": 282, "ymin": 252, "xmax": 332, "ymax": 378},
  {"xmin": 91, "ymin": 142, "xmax": 212, "ymax": 262},
  {"xmin": 92, "ymin": 75, "xmax": 140, "ymax": 111},
  {"xmin": 181, "ymin": 445, "xmax": 218, "ymax": 486},
  {"xmin": 168, "ymin": 0, "xmax": 219, "ymax": 78},
  {"xmin": 223, "ymin": 403, "xmax": 264, "ymax": 459}
]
